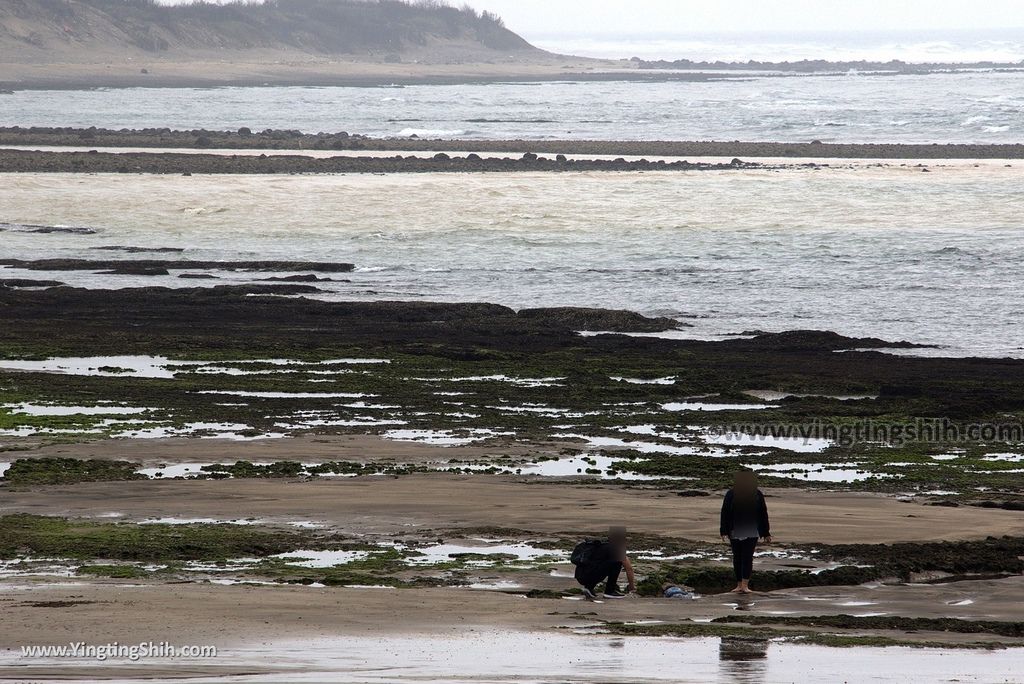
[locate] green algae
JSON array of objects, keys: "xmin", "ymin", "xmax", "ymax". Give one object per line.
[
  {"xmin": 0, "ymin": 514, "xmax": 310, "ymax": 562},
  {"xmin": 4, "ymin": 458, "xmax": 144, "ymax": 485}
]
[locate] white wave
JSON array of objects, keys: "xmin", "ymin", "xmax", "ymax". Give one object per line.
[
  {"xmin": 961, "ymin": 115, "xmax": 991, "ymax": 125},
  {"xmin": 397, "ymin": 128, "xmax": 467, "ymax": 138}
]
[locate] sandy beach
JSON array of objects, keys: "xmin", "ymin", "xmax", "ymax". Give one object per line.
[
  {"xmin": 0, "ymin": 54, "xmax": 670, "ymax": 91},
  {"xmin": 7, "ymin": 436, "xmax": 1024, "ymax": 544},
  {"xmin": 2, "ymin": 435, "xmax": 1024, "ymax": 681}
]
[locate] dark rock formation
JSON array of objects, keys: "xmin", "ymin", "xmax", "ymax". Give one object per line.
[
  {"xmin": 516, "ymin": 307, "xmax": 681, "ymax": 332},
  {"xmin": 0, "ymin": 258, "xmax": 356, "ymax": 273}
]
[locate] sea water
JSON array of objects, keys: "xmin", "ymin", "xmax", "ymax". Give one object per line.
[
  {"xmin": 1, "ymin": 70, "xmax": 1023, "ymax": 143},
  {"xmin": 1, "ymin": 165, "xmax": 1021, "ymax": 357}
]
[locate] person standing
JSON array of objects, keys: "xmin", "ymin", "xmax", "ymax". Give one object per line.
[{"xmin": 720, "ymin": 470, "xmax": 772, "ymax": 594}]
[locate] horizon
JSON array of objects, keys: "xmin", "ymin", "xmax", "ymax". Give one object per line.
[
  {"xmin": 460, "ymin": 0, "xmax": 1024, "ymax": 35},
  {"xmin": 145, "ymin": 0, "xmax": 1024, "ymax": 61}
]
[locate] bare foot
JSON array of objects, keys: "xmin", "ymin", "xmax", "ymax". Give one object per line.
[
  {"xmin": 739, "ymin": 588, "xmax": 753, "ymax": 594},
  {"xmin": 729, "ymin": 586, "xmax": 744, "ymax": 593}
]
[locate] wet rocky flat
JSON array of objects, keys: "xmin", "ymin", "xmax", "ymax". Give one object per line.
[
  {"xmin": 1, "ymin": 283, "xmax": 1023, "ymax": 679},
  {"xmin": 4, "ymin": 126, "xmax": 1024, "ymax": 158},
  {"xmin": 0, "ymin": 147, "xmax": 771, "ymax": 174}
]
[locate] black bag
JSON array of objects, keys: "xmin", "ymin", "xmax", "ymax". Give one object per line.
[{"xmin": 570, "ymin": 539, "xmax": 602, "ymax": 566}]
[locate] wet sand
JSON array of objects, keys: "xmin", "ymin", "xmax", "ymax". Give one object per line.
[
  {"xmin": 3, "ymin": 439, "xmax": 1024, "ymax": 681},
  {"xmin": 5, "ymin": 437, "xmax": 1024, "ymax": 543},
  {"xmin": 2, "ymin": 434, "xmax": 1024, "ymax": 684}
]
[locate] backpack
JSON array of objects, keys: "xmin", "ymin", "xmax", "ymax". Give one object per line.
[{"xmin": 570, "ymin": 539, "xmax": 603, "ymax": 566}]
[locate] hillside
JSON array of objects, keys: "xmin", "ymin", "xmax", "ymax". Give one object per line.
[{"xmin": 0, "ymin": 0, "xmax": 537, "ymax": 60}]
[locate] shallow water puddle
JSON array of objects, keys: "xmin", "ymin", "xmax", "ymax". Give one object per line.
[
  {"xmin": 190, "ymin": 358, "xmax": 390, "ymax": 376},
  {"xmin": 278, "ymin": 417, "xmax": 408, "ymax": 429},
  {"xmin": 662, "ymin": 401, "xmax": 777, "ymax": 412},
  {"xmin": 980, "ymin": 453, "xmax": 1024, "ymax": 462},
  {"xmin": 112, "ymin": 632, "xmax": 1019, "ymax": 683},
  {"xmin": 3, "ymin": 403, "xmax": 152, "ymax": 416},
  {"xmin": 401, "ymin": 540, "xmax": 566, "ymax": 566},
  {"xmin": 747, "ymin": 463, "xmax": 885, "ymax": 483},
  {"xmin": 809, "ymin": 563, "xmax": 874, "ymax": 575},
  {"xmin": 269, "ymin": 550, "xmax": 372, "ymax": 568},
  {"xmin": 0, "ymin": 557, "xmax": 78, "ymax": 578},
  {"xmin": 465, "ymin": 580, "xmax": 525, "ymax": 590},
  {"xmin": 137, "ymin": 462, "xmax": 215, "ymax": 478},
  {"xmin": 0, "ymin": 355, "xmax": 391, "ymax": 381},
  {"xmin": 488, "ymin": 404, "xmax": 587, "ymax": 418},
  {"xmin": 0, "ymin": 355, "xmax": 202, "ymax": 378},
  {"xmin": 136, "ymin": 459, "xmax": 314, "ymax": 478},
  {"xmin": 182, "ymin": 559, "xmax": 261, "ymax": 574},
  {"xmin": 383, "ymin": 428, "xmax": 513, "ymax": 446},
  {"xmin": 3, "ymin": 615, "xmax": 1021, "ymax": 682},
  {"xmin": 512, "ymin": 454, "xmax": 678, "ymax": 481},
  {"xmin": 555, "ymin": 433, "xmax": 713, "ymax": 457},
  {"xmin": 611, "ymin": 376, "xmax": 677, "ymax": 385},
  {"xmin": 744, "ymin": 390, "xmax": 879, "ymax": 401},
  {"xmin": 616, "ymin": 424, "xmax": 821, "ymax": 457},
  {"xmin": 113, "ymin": 422, "xmax": 285, "ymax": 441},
  {"xmin": 635, "ymin": 550, "xmax": 706, "ymax": 561},
  {"xmin": 196, "ymin": 390, "xmax": 372, "ymax": 399},
  {"xmin": 139, "ymin": 517, "xmax": 269, "ymax": 526},
  {"xmin": 415, "ymin": 374, "xmax": 565, "ymax": 387},
  {"xmin": 705, "ymin": 432, "xmax": 835, "ymax": 453}
]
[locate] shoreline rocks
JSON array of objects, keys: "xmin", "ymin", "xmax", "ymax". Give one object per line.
[{"xmin": 2, "ymin": 127, "xmax": 1021, "ymax": 159}]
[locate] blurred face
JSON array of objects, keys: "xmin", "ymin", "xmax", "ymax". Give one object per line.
[{"xmin": 734, "ymin": 470, "xmax": 757, "ymax": 492}]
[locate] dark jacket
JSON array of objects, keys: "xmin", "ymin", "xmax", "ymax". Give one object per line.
[{"xmin": 720, "ymin": 489, "xmax": 770, "ymax": 538}]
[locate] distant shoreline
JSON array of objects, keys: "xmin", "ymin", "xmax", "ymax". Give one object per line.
[
  {"xmin": 1, "ymin": 128, "xmax": 1022, "ymax": 160},
  {"xmin": 0, "ymin": 58, "xmax": 710, "ymax": 92},
  {"xmin": 2, "ymin": 58, "xmax": 1022, "ymax": 91}
]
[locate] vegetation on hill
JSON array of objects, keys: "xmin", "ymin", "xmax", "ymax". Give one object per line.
[{"xmin": 1, "ymin": 0, "xmax": 535, "ymax": 56}]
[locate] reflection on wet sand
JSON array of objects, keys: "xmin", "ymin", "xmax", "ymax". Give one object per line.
[{"xmin": 719, "ymin": 637, "xmax": 769, "ymax": 684}]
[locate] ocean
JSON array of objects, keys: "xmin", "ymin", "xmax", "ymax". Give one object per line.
[
  {"xmin": 2, "ymin": 32, "xmax": 1022, "ymax": 358},
  {"xmin": 2, "ymin": 163, "xmax": 1022, "ymax": 357},
  {"xmin": 1, "ymin": 70, "xmax": 1023, "ymax": 143}
]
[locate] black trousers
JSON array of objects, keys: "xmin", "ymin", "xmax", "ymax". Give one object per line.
[
  {"xmin": 730, "ymin": 537, "xmax": 758, "ymax": 581},
  {"xmin": 575, "ymin": 559, "xmax": 623, "ymax": 592}
]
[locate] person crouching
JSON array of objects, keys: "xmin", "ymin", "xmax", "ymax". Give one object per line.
[{"xmin": 571, "ymin": 526, "xmax": 636, "ymax": 600}]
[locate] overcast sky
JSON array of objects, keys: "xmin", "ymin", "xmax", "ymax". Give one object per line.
[{"xmin": 464, "ymin": 1, "xmax": 1024, "ymax": 36}]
